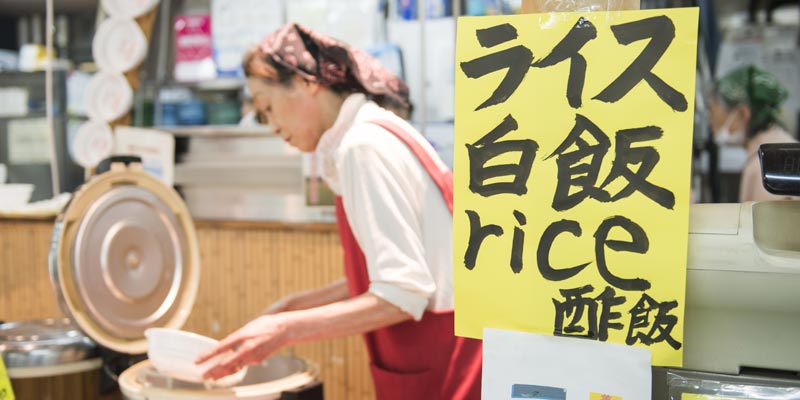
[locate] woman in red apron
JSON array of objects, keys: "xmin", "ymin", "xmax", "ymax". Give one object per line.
[{"xmin": 197, "ymin": 23, "xmax": 481, "ymax": 399}]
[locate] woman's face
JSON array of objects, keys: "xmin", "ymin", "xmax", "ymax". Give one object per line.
[
  {"xmin": 708, "ymin": 97, "xmax": 730, "ymax": 134},
  {"xmin": 247, "ymin": 76, "xmax": 324, "ymax": 152},
  {"xmin": 708, "ymin": 97, "xmax": 749, "ymax": 140}
]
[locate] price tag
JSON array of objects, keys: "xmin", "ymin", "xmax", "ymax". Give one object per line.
[{"xmin": 0, "ymin": 357, "xmax": 14, "ymax": 400}]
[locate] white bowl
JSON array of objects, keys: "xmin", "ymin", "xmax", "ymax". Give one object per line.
[
  {"xmin": 0, "ymin": 184, "xmax": 34, "ymax": 209},
  {"xmin": 101, "ymin": 0, "xmax": 160, "ymax": 19},
  {"xmin": 84, "ymin": 71, "xmax": 134, "ymax": 122},
  {"xmin": 92, "ymin": 17, "xmax": 148, "ymax": 73},
  {"xmin": 144, "ymin": 328, "xmax": 247, "ymax": 387}
]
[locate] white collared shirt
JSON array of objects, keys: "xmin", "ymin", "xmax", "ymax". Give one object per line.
[{"xmin": 316, "ymin": 93, "xmax": 453, "ymax": 320}]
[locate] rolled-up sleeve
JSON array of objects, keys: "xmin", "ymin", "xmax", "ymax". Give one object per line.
[{"xmin": 339, "ymin": 135, "xmax": 435, "ymax": 321}]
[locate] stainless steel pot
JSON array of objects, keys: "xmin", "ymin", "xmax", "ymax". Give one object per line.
[
  {"xmin": 0, "ymin": 317, "xmax": 95, "ymax": 368},
  {"xmin": 0, "ymin": 317, "xmax": 103, "ymax": 400}
]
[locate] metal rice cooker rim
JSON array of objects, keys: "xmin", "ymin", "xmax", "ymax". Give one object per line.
[{"xmin": 0, "ymin": 317, "xmax": 96, "ymax": 369}]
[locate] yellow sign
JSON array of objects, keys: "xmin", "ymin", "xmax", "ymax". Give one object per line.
[
  {"xmin": 0, "ymin": 357, "xmax": 14, "ymax": 400},
  {"xmin": 590, "ymin": 393, "xmax": 623, "ymax": 400},
  {"xmin": 454, "ymin": 8, "xmax": 698, "ymax": 367},
  {"xmin": 682, "ymin": 395, "xmax": 748, "ymax": 400}
]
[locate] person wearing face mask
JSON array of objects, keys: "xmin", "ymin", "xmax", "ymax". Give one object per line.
[
  {"xmin": 708, "ymin": 65, "xmax": 797, "ymax": 202},
  {"xmin": 195, "ymin": 23, "xmax": 482, "ymax": 400}
]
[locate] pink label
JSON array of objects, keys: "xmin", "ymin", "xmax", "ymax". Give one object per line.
[{"xmin": 174, "ymin": 14, "xmax": 212, "ymax": 63}]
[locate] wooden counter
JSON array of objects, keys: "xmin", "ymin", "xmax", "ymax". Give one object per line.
[{"xmin": 0, "ymin": 217, "xmax": 374, "ymax": 400}]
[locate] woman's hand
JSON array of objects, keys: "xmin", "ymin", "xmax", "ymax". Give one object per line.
[
  {"xmin": 196, "ymin": 314, "xmax": 290, "ymax": 380},
  {"xmin": 197, "ymin": 291, "xmax": 413, "ymax": 380}
]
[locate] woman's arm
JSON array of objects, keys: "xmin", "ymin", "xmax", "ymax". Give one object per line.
[
  {"xmin": 198, "ymin": 292, "xmax": 411, "ymax": 380},
  {"xmin": 263, "ymin": 278, "xmax": 350, "ymax": 314}
]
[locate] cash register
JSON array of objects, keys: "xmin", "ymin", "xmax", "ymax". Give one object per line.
[{"xmin": 653, "ymin": 144, "xmax": 800, "ymax": 399}]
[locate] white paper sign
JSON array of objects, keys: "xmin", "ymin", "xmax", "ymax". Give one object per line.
[
  {"xmin": 113, "ymin": 127, "xmax": 175, "ymax": 186},
  {"xmin": 483, "ymin": 328, "xmax": 651, "ymax": 400},
  {"xmin": 286, "ymin": 0, "xmax": 378, "ymax": 53},
  {"xmin": 0, "ymin": 87, "xmax": 28, "ymax": 117},
  {"xmin": 211, "ymin": 0, "xmax": 284, "ymax": 77},
  {"xmin": 7, "ymin": 118, "xmax": 50, "ymax": 164}
]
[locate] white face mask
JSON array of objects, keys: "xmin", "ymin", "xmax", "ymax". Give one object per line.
[{"xmin": 714, "ymin": 112, "xmax": 746, "ymax": 145}]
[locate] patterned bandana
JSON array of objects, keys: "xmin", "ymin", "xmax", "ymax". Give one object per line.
[
  {"xmin": 717, "ymin": 65, "xmax": 789, "ymax": 135},
  {"xmin": 254, "ymin": 23, "xmax": 411, "ymax": 116}
]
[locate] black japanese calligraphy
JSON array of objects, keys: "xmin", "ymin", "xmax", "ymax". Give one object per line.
[
  {"xmin": 464, "ymin": 210, "xmax": 504, "ymax": 270},
  {"xmin": 553, "ymin": 285, "xmax": 678, "ymax": 345},
  {"xmin": 595, "ymin": 286, "xmax": 626, "ymax": 341},
  {"xmin": 553, "ymin": 284, "xmax": 597, "ymax": 336},
  {"xmin": 593, "ymin": 16, "xmax": 688, "ymax": 112},
  {"xmin": 552, "ymin": 285, "xmax": 625, "ymax": 340},
  {"xmin": 535, "ymin": 216, "xmax": 651, "ymax": 291},
  {"xmin": 466, "ymin": 115, "xmax": 539, "ymax": 197},
  {"xmin": 460, "ymin": 23, "xmax": 534, "ymax": 110},
  {"xmin": 546, "ymin": 114, "xmax": 612, "ymax": 211},
  {"xmin": 594, "ymin": 216, "xmax": 651, "ymax": 291},
  {"xmin": 532, "ymin": 17, "xmax": 597, "ymax": 108},
  {"xmin": 511, "ymin": 210, "xmax": 527, "ymax": 273},
  {"xmin": 626, "ymin": 293, "xmax": 682, "ymax": 349},
  {"xmin": 458, "ymin": 12, "xmax": 690, "ymax": 354},
  {"xmin": 537, "ymin": 219, "xmax": 591, "ymax": 281},
  {"xmin": 599, "ymin": 126, "xmax": 675, "ymax": 209}
]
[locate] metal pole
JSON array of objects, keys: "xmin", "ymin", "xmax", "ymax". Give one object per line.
[
  {"xmin": 418, "ymin": 0, "xmax": 427, "ymax": 133},
  {"xmin": 45, "ymin": 0, "xmax": 60, "ymax": 194},
  {"xmin": 154, "ymin": 0, "xmax": 172, "ymax": 126}
]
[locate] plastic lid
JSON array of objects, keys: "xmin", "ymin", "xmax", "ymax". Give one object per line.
[
  {"xmin": 92, "ymin": 17, "xmax": 148, "ymax": 74},
  {"xmin": 50, "ymin": 163, "xmax": 200, "ymax": 354},
  {"xmin": 84, "ymin": 71, "xmax": 133, "ymax": 122},
  {"xmin": 72, "ymin": 120, "xmax": 114, "ymax": 168},
  {"xmin": 101, "ymin": 0, "xmax": 160, "ymax": 19}
]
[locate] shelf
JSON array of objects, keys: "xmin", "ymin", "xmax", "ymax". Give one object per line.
[
  {"xmin": 0, "ymin": 0, "xmax": 98, "ymax": 15},
  {"xmin": 145, "ymin": 77, "xmax": 246, "ymax": 91},
  {"xmin": 193, "ymin": 77, "xmax": 246, "ymax": 91},
  {"xmin": 154, "ymin": 125, "xmax": 272, "ymax": 138}
]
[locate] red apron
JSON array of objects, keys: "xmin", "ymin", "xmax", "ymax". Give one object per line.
[{"xmin": 334, "ymin": 119, "xmax": 482, "ymax": 400}]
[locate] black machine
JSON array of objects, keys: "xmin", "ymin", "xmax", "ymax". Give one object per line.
[{"xmin": 759, "ymin": 143, "xmax": 800, "ymax": 197}]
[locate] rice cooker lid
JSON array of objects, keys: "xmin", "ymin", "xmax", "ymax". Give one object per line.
[{"xmin": 50, "ymin": 161, "xmax": 200, "ymax": 355}]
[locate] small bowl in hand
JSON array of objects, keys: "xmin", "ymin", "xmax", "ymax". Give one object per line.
[{"xmin": 145, "ymin": 328, "xmax": 247, "ymax": 387}]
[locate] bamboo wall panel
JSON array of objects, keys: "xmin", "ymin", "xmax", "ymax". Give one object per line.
[
  {"xmin": 0, "ymin": 219, "xmax": 61, "ymax": 320},
  {"xmin": 0, "ymin": 218, "xmax": 374, "ymax": 400}
]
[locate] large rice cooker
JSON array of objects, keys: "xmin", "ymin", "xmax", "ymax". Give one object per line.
[
  {"xmin": 48, "ymin": 160, "xmax": 320, "ymax": 399},
  {"xmin": 0, "ymin": 317, "xmax": 102, "ymax": 400}
]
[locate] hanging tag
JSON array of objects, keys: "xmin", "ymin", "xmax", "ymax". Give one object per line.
[{"xmin": 0, "ymin": 357, "xmax": 14, "ymax": 400}]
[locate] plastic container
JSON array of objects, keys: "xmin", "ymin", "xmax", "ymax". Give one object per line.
[
  {"xmin": 0, "ymin": 183, "xmax": 34, "ymax": 209},
  {"xmin": 177, "ymin": 100, "xmax": 207, "ymax": 126},
  {"xmin": 206, "ymin": 99, "xmax": 241, "ymax": 125}
]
